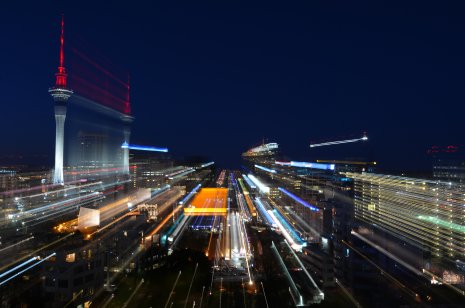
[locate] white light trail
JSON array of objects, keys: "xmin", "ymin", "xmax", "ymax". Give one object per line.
[
  {"xmin": 0, "ymin": 257, "xmax": 38, "ymax": 280},
  {"xmin": 0, "ymin": 253, "xmax": 56, "ymax": 286},
  {"xmin": 310, "ymin": 135, "xmax": 368, "ymax": 148},
  {"xmin": 351, "ymin": 230, "xmax": 423, "ymax": 275},
  {"xmin": 247, "ymin": 174, "xmax": 270, "ymax": 194},
  {"xmin": 283, "ymin": 239, "xmax": 323, "ymax": 297},
  {"xmin": 254, "ymin": 164, "xmax": 277, "ymax": 174},
  {"xmin": 242, "ymin": 175, "xmax": 256, "ymax": 190},
  {"xmin": 0, "ymin": 236, "xmax": 34, "ymax": 253},
  {"xmin": 200, "ymin": 162, "xmax": 215, "ymax": 168}
]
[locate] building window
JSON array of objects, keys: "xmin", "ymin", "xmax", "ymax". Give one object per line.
[{"xmin": 65, "ymin": 253, "xmax": 75, "ymax": 263}]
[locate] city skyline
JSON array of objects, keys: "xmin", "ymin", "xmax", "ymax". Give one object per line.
[
  {"xmin": 1, "ymin": 2, "xmax": 465, "ymax": 307},
  {"xmin": 2, "ymin": 2, "xmax": 465, "ymax": 169}
]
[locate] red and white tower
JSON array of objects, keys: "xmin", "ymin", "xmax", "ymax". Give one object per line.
[{"xmin": 49, "ymin": 15, "xmax": 73, "ymax": 185}]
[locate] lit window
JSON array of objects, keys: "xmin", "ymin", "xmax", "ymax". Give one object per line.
[{"xmin": 65, "ymin": 253, "xmax": 75, "ymax": 263}]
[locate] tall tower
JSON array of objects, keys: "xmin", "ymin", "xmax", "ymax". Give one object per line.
[
  {"xmin": 49, "ymin": 15, "xmax": 73, "ymax": 185},
  {"xmin": 121, "ymin": 76, "xmax": 134, "ymax": 175}
]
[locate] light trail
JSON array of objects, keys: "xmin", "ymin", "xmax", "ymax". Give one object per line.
[
  {"xmin": 67, "ymin": 166, "xmax": 131, "ymax": 176},
  {"xmin": 283, "ymin": 239, "xmax": 324, "ymax": 298},
  {"xmin": 342, "ymin": 240, "xmax": 418, "ymax": 299},
  {"xmin": 272, "ymin": 209, "xmax": 305, "ymax": 245},
  {"xmin": 335, "ymin": 278, "xmax": 363, "ymax": 308},
  {"xmin": 19, "ymin": 196, "xmax": 100, "ymax": 230},
  {"xmin": 278, "ymin": 187, "xmax": 319, "ymax": 212},
  {"xmin": 179, "ymin": 184, "xmax": 201, "ymax": 205},
  {"xmin": 268, "ymin": 210, "xmax": 305, "ymax": 251},
  {"xmin": 0, "ymin": 236, "xmax": 35, "ymax": 253},
  {"xmin": 316, "ymin": 159, "xmax": 377, "ymax": 165},
  {"xmin": 309, "ymin": 134, "xmax": 368, "ymax": 148},
  {"xmin": 351, "ymin": 230, "xmax": 423, "ymax": 275},
  {"xmin": 241, "ymin": 174, "xmax": 256, "ymax": 190},
  {"xmin": 422, "ymin": 268, "xmax": 465, "ymax": 296},
  {"xmin": 0, "ymin": 179, "xmax": 87, "ymax": 196},
  {"xmin": 254, "ymin": 164, "xmax": 277, "ymax": 174},
  {"xmin": 13, "ymin": 180, "xmax": 99, "ymax": 200},
  {"xmin": 275, "ymin": 161, "xmax": 335, "ymax": 170},
  {"xmin": 418, "ymin": 215, "xmax": 465, "ymax": 233},
  {"xmin": 56, "ymin": 185, "xmax": 161, "ymax": 233},
  {"xmin": 121, "ymin": 142, "xmax": 168, "ymax": 152},
  {"xmin": 199, "ymin": 161, "xmax": 215, "ymax": 168},
  {"xmin": 166, "ymin": 167, "xmax": 193, "ymax": 178},
  {"xmin": 275, "ymin": 200, "xmax": 320, "ymax": 238},
  {"xmin": 236, "ymin": 192, "xmax": 252, "ymax": 221},
  {"xmin": 237, "ymin": 179, "xmax": 256, "ymax": 217},
  {"xmin": 270, "ymin": 241, "xmax": 301, "ymax": 304},
  {"xmin": 89, "ymin": 210, "xmax": 133, "ymax": 237},
  {"xmin": 0, "ymin": 257, "xmax": 38, "ymax": 280},
  {"xmin": 167, "ymin": 168, "xmax": 196, "ymax": 180},
  {"xmin": 14, "ymin": 192, "xmax": 100, "ymax": 218},
  {"xmin": 20, "ymin": 194, "xmax": 101, "ymax": 222},
  {"xmin": 247, "ymin": 174, "xmax": 270, "ymax": 194},
  {"xmin": 206, "ymin": 216, "xmax": 219, "ymax": 257},
  {"xmin": 230, "ymin": 212, "xmax": 241, "ymax": 258},
  {"xmin": 0, "ymin": 253, "xmax": 56, "ymax": 286},
  {"xmin": 0, "ymin": 232, "xmax": 74, "ymax": 273},
  {"xmin": 254, "ymin": 198, "xmax": 276, "ymax": 227},
  {"xmin": 169, "ymin": 216, "xmax": 192, "ymax": 249},
  {"xmin": 237, "ymin": 209, "xmax": 254, "ymax": 284},
  {"xmin": 150, "ymin": 184, "xmax": 172, "ymax": 198},
  {"xmin": 155, "ymin": 189, "xmax": 184, "ymax": 215},
  {"xmin": 163, "ymin": 213, "xmax": 184, "ymax": 244},
  {"xmin": 55, "ymin": 196, "xmax": 130, "ymax": 233},
  {"xmin": 146, "ymin": 205, "xmax": 184, "ymax": 239}
]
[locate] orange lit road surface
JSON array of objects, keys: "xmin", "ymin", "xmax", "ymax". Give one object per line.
[
  {"xmin": 184, "ymin": 188, "xmax": 228, "ymax": 216},
  {"xmin": 184, "ymin": 188, "xmax": 229, "ymax": 257}
]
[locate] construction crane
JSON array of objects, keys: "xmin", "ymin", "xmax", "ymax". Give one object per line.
[{"xmin": 309, "ymin": 133, "xmax": 368, "ymax": 148}]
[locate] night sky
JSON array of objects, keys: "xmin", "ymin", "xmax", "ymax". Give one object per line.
[{"xmin": 1, "ymin": 1, "xmax": 465, "ymax": 170}]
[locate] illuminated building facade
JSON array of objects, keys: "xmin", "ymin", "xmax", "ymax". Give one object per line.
[
  {"xmin": 129, "ymin": 154, "xmax": 174, "ymax": 188},
  {"xmin": 428, "ymin": 145, "xmax": 465, "ymax": 183},
  {"xmin": 346, "ymin": 172, "xmax": 465, "ymax": 271}
]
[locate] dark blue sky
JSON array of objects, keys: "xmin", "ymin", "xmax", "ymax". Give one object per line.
[{"xmin": 1, "ymin": 1, "xmax": 464, "ymax": 170}]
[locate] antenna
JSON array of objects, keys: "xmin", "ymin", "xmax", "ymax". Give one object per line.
[
  {"xmin": 59, "ymin": 14, "xmax": 65, "ymax": 68},
  {"xmin": 125, "ymin": 74, "xmax": 131, "ymax": 115},
  {"xmin": 54, "ymin": 14, "xmax": 67, "ymax": 88}
]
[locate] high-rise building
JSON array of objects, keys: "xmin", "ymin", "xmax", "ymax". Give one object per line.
[
  {"xmin": 78, "ymin": 132, "xmax": 108, "ymax": 167},
  {"xmin": 49, "ymin": 16, "xmax": 72, "ymax": 184},
  {"xmin": 346, "ymin": 172, "xmax": 465, "ymax": 281},
  {"xmin": 428, "ymin": 145, "xmax": 465, "ymax": 183}
]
